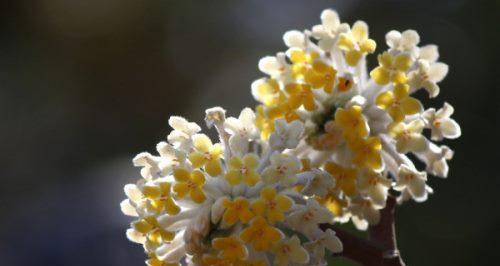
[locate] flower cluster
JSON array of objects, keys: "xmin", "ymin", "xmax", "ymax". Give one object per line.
[{"xmin": 121, "ymin": 9, "xmax": 460, "ymax": 265}]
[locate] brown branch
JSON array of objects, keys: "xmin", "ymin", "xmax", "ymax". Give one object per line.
[{"xmin": 320, "ymin": 196, "xmax": 405, "ymax": 266}]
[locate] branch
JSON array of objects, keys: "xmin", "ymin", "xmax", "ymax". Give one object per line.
[{"xmin": 320, "ymin": 196, "xmax": 405, "ymax": 266}]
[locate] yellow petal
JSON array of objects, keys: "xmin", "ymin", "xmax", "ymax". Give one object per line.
[
  {"xmin": 243, "ymin": 154, "xmax": 259, "ymax": 169},
  {"xmin": 173, "ymin": 183, "xmax": 189, "ymax": 198},
  {"xmin": 360, "ymin": 39, "xmax": 376, "ymax": 53},
  {"xmin": 191, "ymin": 170, "xmax": 206, "ymax": 185},
  {"xmin": 345, "ymin": 50, "xmax": 362, "ymax": 66},
  {"xmin": 188, "ymin": 152, "xmax": 205, "ymax": 168},
  {"xmin": 229, "ymin": 156, "xmax": 243, "ymax": 169},
  {"xmin": 338, "ymin": 34, "xmax": 355, "ymax": 51},
  {"xmin": 375, "ymin": 91, "xmax": 394, "ymax": 110},
  {"xmin": 173, "ymin": 168, "xmax": 190, "ymax": 182},
  {"xmin": 352, "ymin": 21, "xmax": 369, "ymax": 42},
  {"xmin": 142, "ymin": 186, "xmax": 161, "ymax": 199},
  {"xmin": 394, "ymin": 54, "xmax": 412, "ymax": 71},
  {"xmin": 261, "ymin": 187, "xmax": 277, "ymax": 200},
  {"xmin": 193, "ymin": 134, "xmax": 212, "ymax": 152},
  {"xmin": 225, "ymin": 170, "xmax": 242, "ymax": 186},
  {"xmin": 378, "ymin": 52, "xmax": 393, "ymax": 68},
  {"xmin": 400, "ymin": 97, "xmax": 422, "ymax": 115},
  {"xmin": 190, "ymin": 187, "xmax": 206, "ymax": 203},
  {"xmin": 244, "ymin": 171, "xmax": 260, "ymax": 187},
  {"xmin": 370, "ymin": 67, "xmax": 390, "ymax": 85},
  {"xmin": 205, "ymin": 159, "xmax": 222, "ymax": 176}
]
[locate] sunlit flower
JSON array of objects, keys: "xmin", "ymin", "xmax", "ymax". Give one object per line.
[
  {"xmin": 395, "ymin": 164, "xmax": 428, "ymax": 202},
  {"xmin": 370, "ymin": 52, "xmax": 412, "ymax": 85},
  {"xmin": 251, "ymin": 186, "xmax": 293, "ymax": 224},
  {"xmin": 240, "ymin": 216, "xmax": 283, "ymax": 251},
  {"xmin": 224, "ymin": 108, "xmax": 258, "ymax": 155},
  {"xmin": 422, "ymin": 102, "xmax": 461, "ymax": 141},
  {"xmin": 188, "ymin": 134, "xmax": 223, "ymax": 176},
  {"xmin": 262, "ymin": 152, "xmax": 301, "ymax": 187},
  {"xmin": 338, "ymin": 21, "xmax": 377, "ymax": 66},
  {"xmin": 285, "ymin": 83, "xmax": 316, "ymax": 111},
  {"xmin": 212, "ymin": 235, "xmax": 248, "ymax": 261},
  {"xmin": 324, "ymin": 161, "xmax": 357, "ymax": 196},
  {"xmin": 347, "ymin": 136, "xmax": 383, "ymax": 170},
  {"xmin": 222, "ymin": 197, "xmax": 255, "ymax": 225},
  {"xmin": 311, "ymin": 9, "xmax": 349, "ymax": 52},
  {"xmin": 408, "ymin": 59, "xmax": 449, "ymax": 98},
  {"xmin": 335, "ymin": 105, "xmax": 369, "ymax": 138},
  {"xmin": 376, "ymin": 83, "xmax": 422, "ymax": 122},
  {"xmin": 225, "ymin": 154, "xmax": 260, "ymax": 186},
  {"xmin": 388, "ymin": 119, "xmax": 428, "ymax": 153},
  {"xmin": 173, "ymin": 168, "xmax": 206, "ymax": 203}
]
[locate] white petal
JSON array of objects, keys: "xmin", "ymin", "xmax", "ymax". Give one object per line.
[
  {"xmin": 419, "ymin": 45, "xmax": 439, "ymax": 62},
  {"xmin": 385, "ymin": 30, "xmax": 401, "ymax": 48},
  {"xmin": 321, "ymin": 9, "xmax": 341, "ymax": 31},
  {"xmin": 429, "ymin": 62, "xmax": 449, "ymax": 83},
  {"xmin": 423, "ymin": 80, "xmax": 440, "ymax": 98},
  {"xmin": 126, "ymin": 229, "xmax": 145, "ymax": 244},
  {"xmin": 400, "ymin": 30, "xmax": 420, "ymax": 49},
  {"xmin": 124, "ymin": 184, "xmax": 143, "ymax": 202},
  {"xmin": 120, "ymin": 199, "xmax": 138, "ymax": 216},
  {"xmin": 258, "ymin": 56, "xmax": 281, "ymax": 76},
  {"xmin": 409, "ymin": 177, "xmax": 427, "ymax": 202},
  {"xmin": 324, "ymin": 229, "xmax": 343, "ymax": 253},
  {"xmin": 439, "ymin": 118, "xmax": 461, "ymax": 139},
  {"xmin": 283, "ymin": 30, "xmax": 306, "ymax": 48},
  {"xmin": 436, "ymin": 102, "xmax": 455, "ymax": 118}
]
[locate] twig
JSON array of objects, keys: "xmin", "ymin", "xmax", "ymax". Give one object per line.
[{"xmin": 320, "ymin": 196, "xmax": 405, "ymax": 266}]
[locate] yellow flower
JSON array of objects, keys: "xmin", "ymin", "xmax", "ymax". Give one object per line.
[
  {"xmin": 346, "ymin": 136, "xmax": 383, "ymax": 170},
  {"xmin": 285, "ymin": 83, "xmax": 316, "ymax": 111},
  {"xmin": 252, "ymin": 78, "xmax": 286, "ymax": 107},
  {"xmin": 251, "ymin": 187, "xmax": 293, "ymax": 224},
  {"xmin": 315, "ymin": 194, "xmax": 347, "ymax": 217},
  {"xmin": 225, "ymin": 154, "xmax": 260, "ymax": 186},
  {"xmin": 375, "ymin": 83, "xmax": 422, "ymax": 122},
  {"xmin": 146, "ymin": 253, "xmax": 179, "ymax": 266},
  {"xmin": 334, "ymin": 105, "xmax": 369, "ymax": 138},
  {"xmin": 173, "ymin": 168, "xmax": 206, "ymax": 203},
  {"xmin": 189, "ymin": 134, "xmax": 223, "ymax": 176},
  {"xmin": 240, "ymin": 216, "xmax": 283, "ymax": 251},
  {"xmin": 289, "ymin": 49, "xmax": 319, "ymax": 79},
  {"xmin": 305, "ymin": 60, "xmax": 337, "ymax": 93},
  {"xmin": 201, "ymin": 256, "xmax": 232, "ymax": 266},
  {"xmin": 370, "ymin": 51, "xmax": 412, "ymax": 85},
  {"xmin": 388, "ymin": 120, "xmax": 428, "ymax": 153},
  {"xmin": 133, "ymin": 216, "xmax": 175, "ymax": 246},
  {"xmin": 142, "ymin": 182, "xmax": 180, "ymax": 215},
  {"xmin": 338, "ymin": 21, "xmax": 376, "ymax": 66},
  {"xmin": 324, "ymin": 161, "xmax": 357, "ymax": 196},
  {"xmin": 255, "ymin": 105, "xmax": 275, "ymax": 140},
  {"xmin": 212, "ymin": 235, "xmax": 248, "ymax": 261},
  {"xmin": 222, "ymin": 197, "xmax": 255, "ymax": 225}
]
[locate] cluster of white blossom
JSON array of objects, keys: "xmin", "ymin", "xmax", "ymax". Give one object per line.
[{"xmin": 121, "ymin": 9, "xmax": 460, "ymax": 266}]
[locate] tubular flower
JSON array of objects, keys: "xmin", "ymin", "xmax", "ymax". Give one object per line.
[
  {"xmin": 335, "ymin": 105, "xmax": 369, "ymax": 138},
  {"xmin": 142, "ymin": 182, "xmax": 180, "ymax": 215},
  {"xmin": 240, "ymin": 216, "xmax": 283, "ymax": 251},
  {"xmin": 305, "ymin": 60, "xmax": 337, "ymax": 93},
  {"xmin": 173, "ymin": 168, "xmax": 206, "ymax": 203},
  {"xmin": 225, "ymin": 154, "xmax": 260, "ymax": 186},
  {"xmin": 189, "ymin": 134, "xmax": 223, "ymax": 176},
  {"xmin": 122, "ymin": 9, "xmax": 461, "ymax": 265},
  {"xmin": 251, "ymin": 187, "xmax": 293, "ymax": 224},
  {"xmin": 338, "ymin": 21, "xmax": 377, "ymax": 66},
  {"xmin": 347, "ymin": 136, "xmax": 383, "ymax": 170},
  {"xmin": 370, "ymin": 51, "xmax": 412, "ymax": 85},
  {"xmin": 376, "ymin": 83, "xmax": 422, "ymax": 122},
  {"xmin": 222, "ymin": 197, "xmax": 255, "ymax": 225}
]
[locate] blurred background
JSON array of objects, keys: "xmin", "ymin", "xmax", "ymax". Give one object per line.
[{"xmin": 0, "ymin": 0, "xmax": 497, "ymax": 265}]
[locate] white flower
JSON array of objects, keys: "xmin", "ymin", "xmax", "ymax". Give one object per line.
[
  {"xmin": 287, "ymin": 200, "xmax": 333, "ymax": 237},
  {"xmin": 395, "ymin": 164, "xmax": 428, "ymax": 202},
  {"xmin": 422, "ymin": 102, "xmax": 461, "ymax": 141},
  {"xmin": 283, "ymin": 30, "xmax": 307, "ymax": 49},
  {"xmin": 262, "ymin": 152, "xmax": 301, "ymax": 187},
  {"xmin": 418, "ymin": 44, "xmax": 439, "ymax": 63},
  {"xmin": 389, "ymin": 119, "xmax": 428, "ymax": 153},
  {"xmin": 269, "ymin": 119, "xmax": 305, "ymax": 150},
  {"xmin": 133, "ymin": 152, "xmax": 161, "ymax": 180},
  {"xmin": 258, "ymin": 52, "xmax": 289, "ymax": 79},
  {"xmin": 224, "ymin": 108, "xmax": 258, "ymax": 156},
  {"xmin": 167, "ymin": 116, "xmax": 201, "ymax": 151},
  {"xmin": 416, "ymin": 144, "xmax": 454, "ymax": 178},
  {"xmin": 350, "ymin": 198, "xmax": 381, "ymax": 230},
  {"xmin": 311, "ymin": 9, "xmax": 349, "ymax": 52},
  {"xmin": 357, "ymin": 169, "xmax": 392, "ymax": 208},
  {"xmin": 386, "ymin": 29, "xmax": 420, "ymax": 57},
  {"xmin": 271, "ymin": 235, "xmax": 309, "ymax": 265},
  {"xmin": 302, "ymin": 169, "xmax": 335, "ymax": 197},
  {"xmin": 304, "ymin": 229, "xmax": 343, "ymax": 262},
  {"xmin": 408, "ymin": 59, "xmax": 449, "ymax": 98}
]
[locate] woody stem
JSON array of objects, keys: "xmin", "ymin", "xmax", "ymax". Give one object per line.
[{"xmin": 320, "ymin": 196, "xmax": 405, "ymax": 266}]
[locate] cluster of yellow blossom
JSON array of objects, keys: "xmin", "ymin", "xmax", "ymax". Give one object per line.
[{"xmin": 121, "ymin": 8, "xmax": 460, "ymax": 266}]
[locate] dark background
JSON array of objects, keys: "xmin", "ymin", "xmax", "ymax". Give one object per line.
[{"xmin": 0, "ymin": 0, "xmax": 497, "ymax": 265}]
